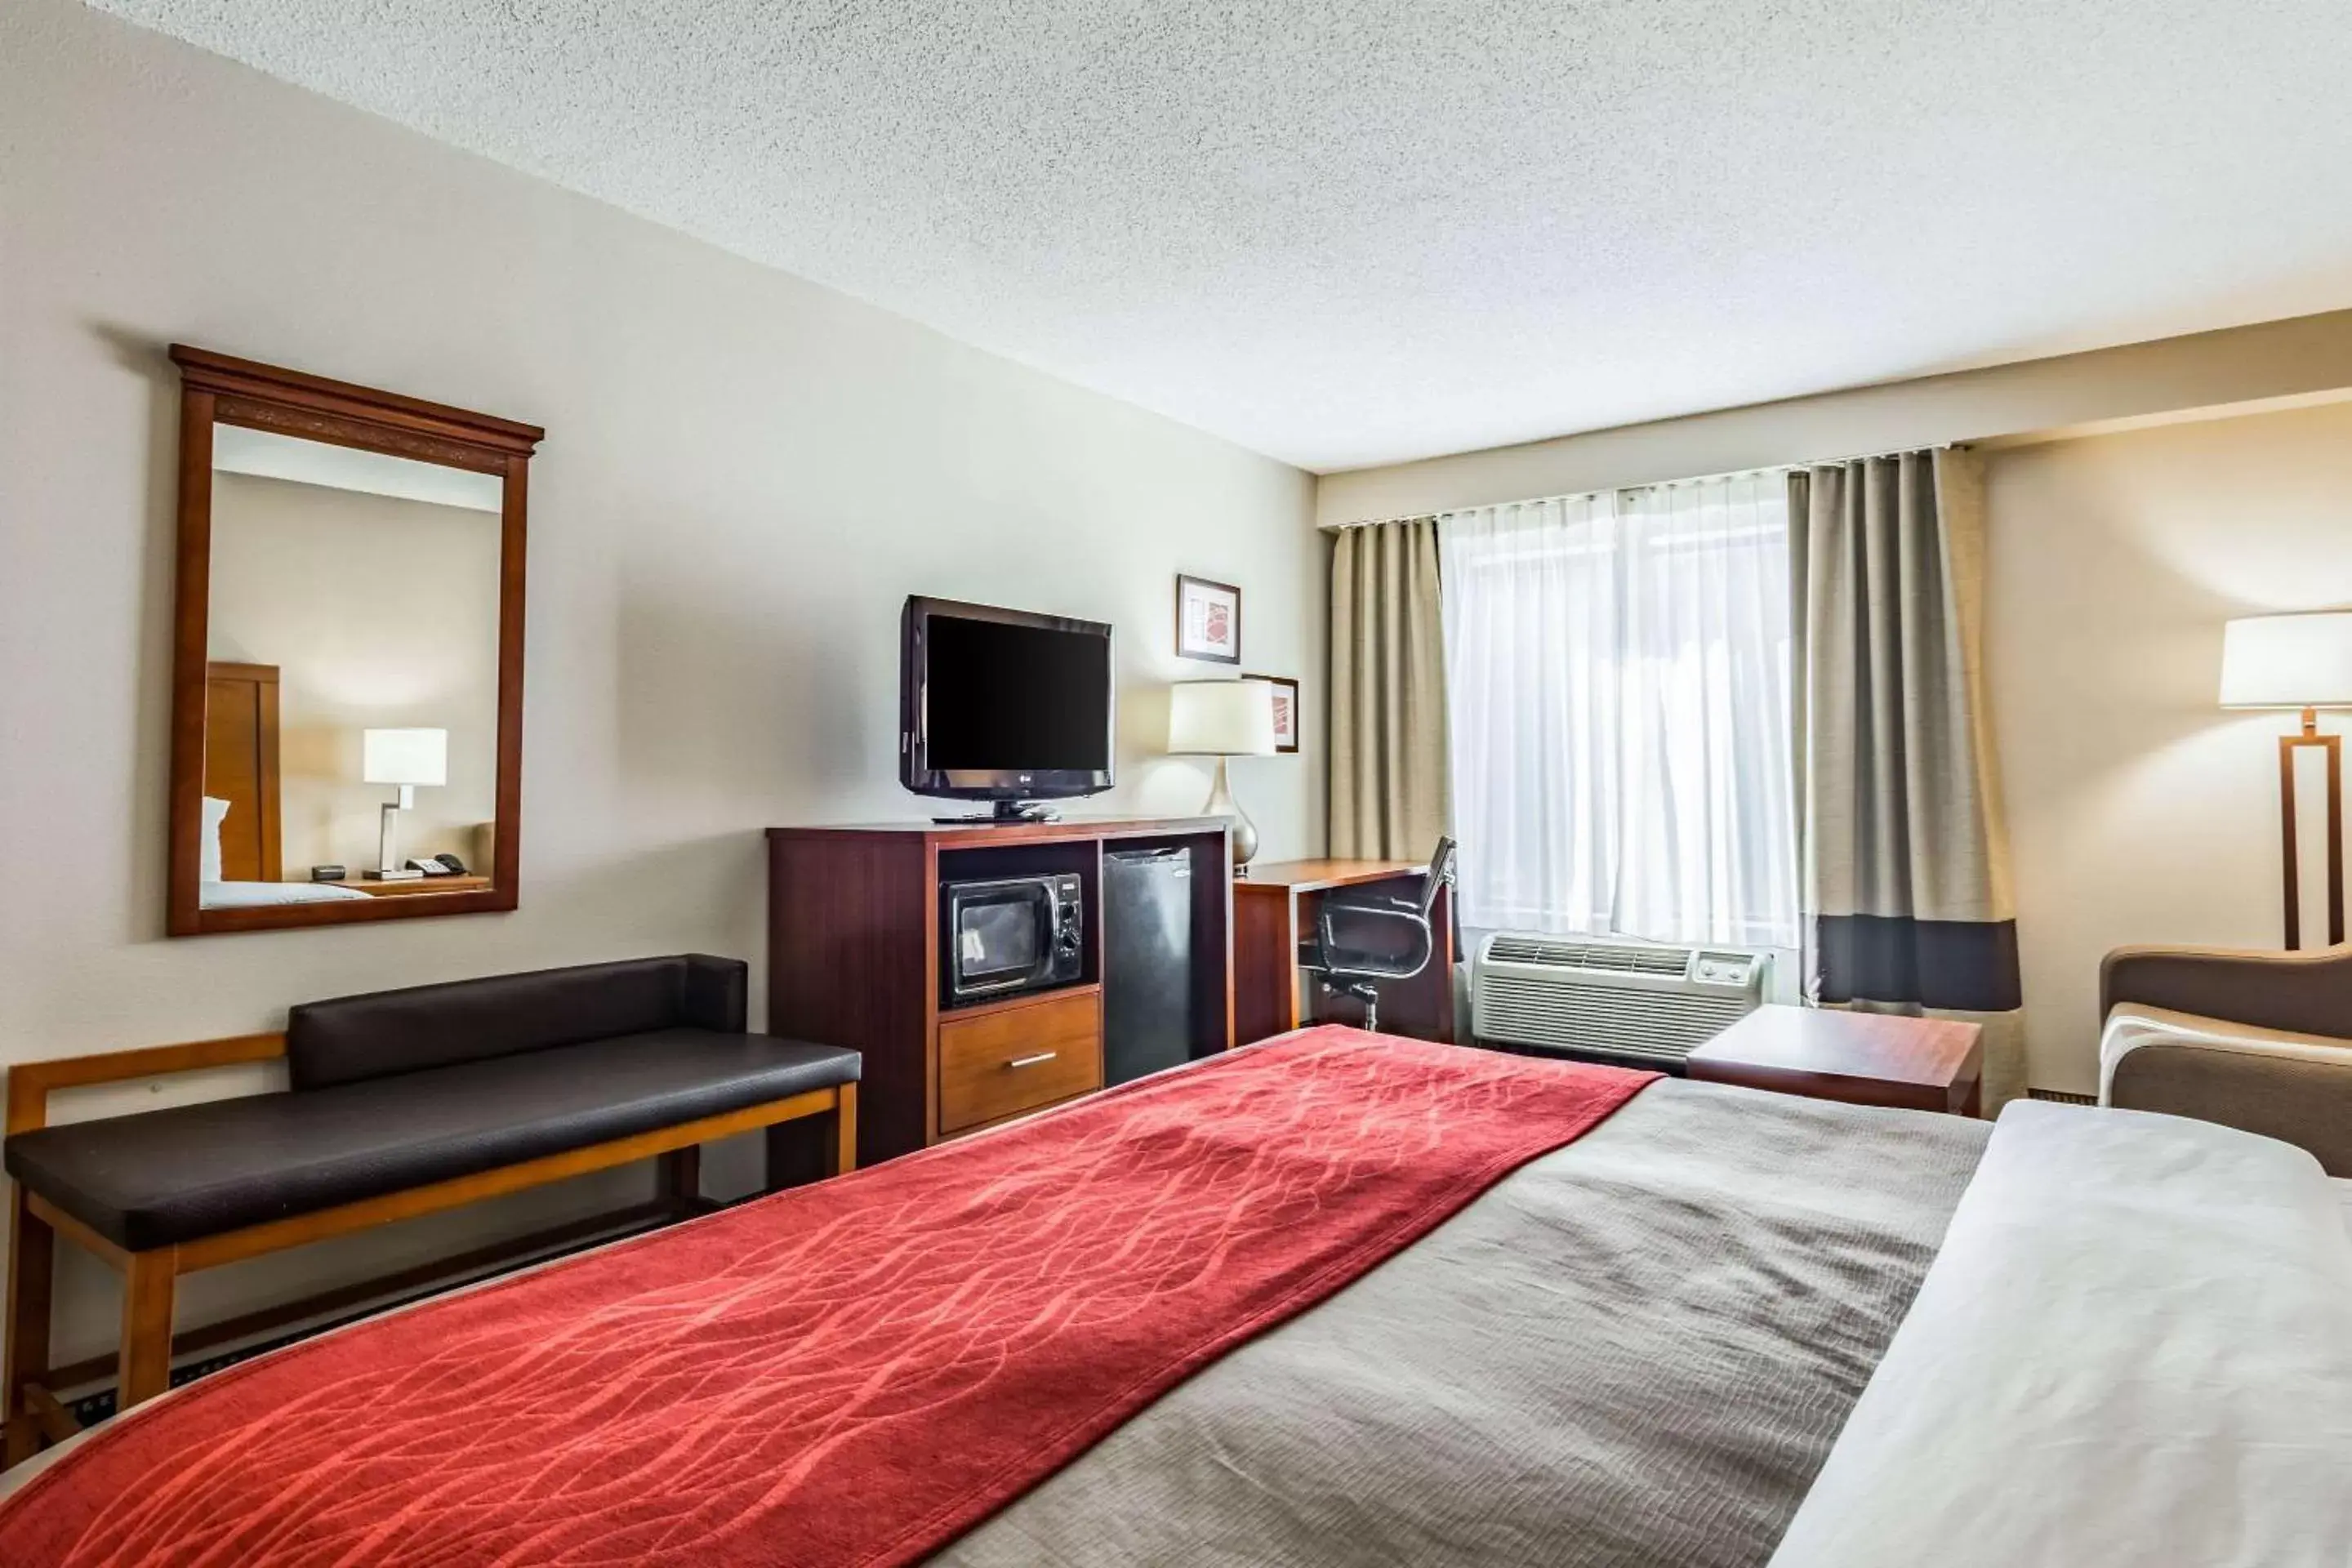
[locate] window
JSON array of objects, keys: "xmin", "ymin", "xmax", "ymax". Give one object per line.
[{"xmin": 1438, "ymin": 473, "xmax": 1797, "ymax": 947}]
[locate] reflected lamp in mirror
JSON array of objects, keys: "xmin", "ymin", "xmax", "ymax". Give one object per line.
[
  {"xmin": 1168, "ymin": 679, "xmax": 1278, "ymax": 867},
  {"xmin": 2219, "ymin": 611, "xmax": 2352, "ymax": 949},
  {"xmin": 363, "ymin": 727, "xmax": 448, "ymax": 878}
]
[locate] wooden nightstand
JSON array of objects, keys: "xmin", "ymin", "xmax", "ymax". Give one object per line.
[
  {"xmin": 332, "ymin": 874, "xmax": 492, "ymax": 898},
  {"xmin": 1687, "ymin": 1004, "xmax": 1983, "ymax": 1116}
]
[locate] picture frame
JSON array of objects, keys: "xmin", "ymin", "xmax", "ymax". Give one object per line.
[
  {"xmin": 1175, "ymin": 574, "xmax": 1241, "ymax": 664},
  {"xmin": 1248, "ymin": 673, "xmax": 1300, "ymax": 754}
]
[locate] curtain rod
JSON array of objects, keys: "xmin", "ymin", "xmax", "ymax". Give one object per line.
[{"xmin": 1318, "ymin": 441, "xmax": 1961, "ymax": 532}]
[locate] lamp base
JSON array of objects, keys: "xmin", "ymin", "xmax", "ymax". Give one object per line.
[
  {"xmin": 377, "ymin": 788, "xmax": 413, "ymax": 875},
  {"xmin": 1200, "ymin": 756, "xmax": 1259, "ymax": 866},
  {"xmin": 2279, "ymin": 706, "xmax": 2345, "ymax": 950}
]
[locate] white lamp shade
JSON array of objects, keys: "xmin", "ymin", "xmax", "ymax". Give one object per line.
[
  {"xmin": 2219, "ymin": 613, "xmax": 2352, "ymax": 709},
  {"xmin": 1168, "ymin": 679, "xmax": 1278, "ymax": 757},
  {"xmin": 363, "ymin": 727, "xmax": 448, "ymax": 786}
]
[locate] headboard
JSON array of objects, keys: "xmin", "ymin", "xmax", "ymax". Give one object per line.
[{"xmin": 203, "ymin": 661, "xmax": 282, "ymax": 882}]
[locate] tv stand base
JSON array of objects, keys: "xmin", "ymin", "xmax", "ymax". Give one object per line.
[{"xmin": 933, "ymin": 800, "xmax": 1062, "ymax": 826}]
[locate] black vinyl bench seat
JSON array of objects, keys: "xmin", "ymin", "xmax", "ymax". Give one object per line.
[
  {"xmin": 2, "ymin": 955, "xmax": 859, "ymax": 1463},
  {"xmin": 7, "ymin": 1029, "xmax": 858, "ymax": 1253}
]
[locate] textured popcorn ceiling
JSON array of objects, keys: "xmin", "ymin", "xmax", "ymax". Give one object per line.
[{"xmin": 86, "ymin": 1, "xmax": 2352, "ymax": 472}]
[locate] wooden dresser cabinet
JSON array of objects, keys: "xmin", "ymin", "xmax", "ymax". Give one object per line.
[{"xmin": 765, "ymin": 817, "xmax": 1235, "ymax": 1167}]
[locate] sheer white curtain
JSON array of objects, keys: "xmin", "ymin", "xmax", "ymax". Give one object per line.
[{"xmin": 1439, "ymin": 473, "xmax": 1797, "ymax": 947}]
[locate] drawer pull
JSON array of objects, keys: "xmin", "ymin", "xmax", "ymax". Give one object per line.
[{"xmin": 1005, "ymin": 1052, "xmax": 1058, "ymax": 1070}]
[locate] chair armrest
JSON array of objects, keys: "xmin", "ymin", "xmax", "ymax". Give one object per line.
[
  {"xmin": 2100, "ymin": 942, "xmax": 2352, "ymax": 1040},
  {"xmin": 2102, "ymin": 1010, "xmax": 2352, "ymax": 1177},
  {"xmin": 1327, "ymin": 892, "xmax": 1421, "ymax": 916},
  {"xmin": 5, "ymin": 1033, "xmax": 286, "ymax": 1136}
]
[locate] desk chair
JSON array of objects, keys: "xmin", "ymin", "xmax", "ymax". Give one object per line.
[{"xmin": 1303, "ymin": 837, "xmax": 1458, "ymax": 1033}]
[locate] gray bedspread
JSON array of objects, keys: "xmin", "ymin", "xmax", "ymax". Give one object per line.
[{"xmin": 935, "ymin": 1076, "xmax": 1989, "ymax": 1568}]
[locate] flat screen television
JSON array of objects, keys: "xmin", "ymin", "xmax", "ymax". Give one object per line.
[{"xmin": 900, "ymin": 596, "xmax": 1114, "ymax": 819}]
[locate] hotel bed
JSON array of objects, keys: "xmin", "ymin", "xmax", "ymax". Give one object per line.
[
  {"xmin": 191, "ymin": 662, "xmax": 374, "ymax": 911},
  {"xmin": 2, "ymin": 1026, "xmax": 2347, "ymax": 1566}
]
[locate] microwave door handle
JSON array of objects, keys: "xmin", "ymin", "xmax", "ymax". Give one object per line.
[{"xmin": 1036, "ymin": 882, "xmax": 1061, "ymax": 979}]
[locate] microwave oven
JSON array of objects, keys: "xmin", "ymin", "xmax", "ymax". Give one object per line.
[{"xmin": 942, "ymin": 872, "xmax": 1084, "ymax": 1002}]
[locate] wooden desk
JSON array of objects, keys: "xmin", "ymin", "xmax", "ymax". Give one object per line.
[
  {"xmin": 1235, "ymin": 859, "xmax": 1454, "ymax": 1045},
  {"xmin": 1686, "ymin": 1004, "xmax": 1983, "ymax": 1116}
]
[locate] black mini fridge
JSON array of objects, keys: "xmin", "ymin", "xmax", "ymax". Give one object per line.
[{"xmin": 1103, "ymin": 847, "xmax": 1194, "ymax": 1085}]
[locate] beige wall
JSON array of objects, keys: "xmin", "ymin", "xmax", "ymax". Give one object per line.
[
  {"xmin": 1984, "ymin": 402, "xmax": 2352, "ymax": 1093},
  {"xmin": 1, "ymin": 0, "xmax": 1319, "ymax": 1361},
  {"xmin": 208, "ymin": 473, "xmax": 503, "ymax": 875},
  {"xmin": 1316, "ymin": 314, "xmax": 2352, "ymax": 524}
]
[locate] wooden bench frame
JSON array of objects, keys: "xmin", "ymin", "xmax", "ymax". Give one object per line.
[{"xmin": 2, "ymin": 1031, "xmax": 855, "ymax": 1466}]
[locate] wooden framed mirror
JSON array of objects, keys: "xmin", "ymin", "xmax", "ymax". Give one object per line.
[{"xmin": 165, "ymin": 346, "xmax": 541, "ymax": 936}]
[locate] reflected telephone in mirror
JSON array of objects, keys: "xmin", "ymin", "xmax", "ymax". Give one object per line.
[{"xmin": 407, "ymin": 853, "xmax": 469, "ymax": 876}]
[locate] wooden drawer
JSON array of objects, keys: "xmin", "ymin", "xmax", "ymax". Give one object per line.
[{"xmin": 938, "ymin": 989, "xmax": 1102, "ymax": 1134}]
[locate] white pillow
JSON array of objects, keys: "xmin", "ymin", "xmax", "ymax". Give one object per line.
[{"xmin": 200, "ymin": 795, "xmax": 229, "ymax": 882}]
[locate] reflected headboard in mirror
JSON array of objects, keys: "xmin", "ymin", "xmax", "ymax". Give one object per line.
[
  {"xmin": 203, "ymin": 660, "xmax": 283, "ymax": 883},
  {"xmin": 166, "ymin": 345, "xmax": 542, "ymax": 936}
]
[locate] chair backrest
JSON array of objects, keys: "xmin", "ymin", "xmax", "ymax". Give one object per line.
[{"xmin": 1421, "ymin": 836, "xmax": 1459, "ymax": 916}]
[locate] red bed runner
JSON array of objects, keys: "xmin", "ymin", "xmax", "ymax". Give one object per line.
[{"xmin": 2, "ymin": 1026, "xmax": 1655, "ymax": 1566}]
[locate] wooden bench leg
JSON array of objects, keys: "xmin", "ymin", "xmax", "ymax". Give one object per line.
[
  {"xmin": 118, "ymin": 1251, "xmax": 176, "ymax": 1414},
  {"xmin": 4, "ymin": 1185, "xmax": 54, "ymax": 1466},
  {"xmin": 657, "ymin": 1146, "xmax": 702, "ymax": 1210},
  {"xmin": 763, "ymin": 1085, "xmax": 859, "ymax": 1192},
  {"xmin": 831, "ymin": 1083, "xmax": 858, "ymax": 1176}
]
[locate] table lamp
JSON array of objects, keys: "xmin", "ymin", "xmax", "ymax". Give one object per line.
[
  {"xmin": 363, "ymin": 727, "xmax": 448, "ymax": 878},
  {"xmin": 1169, "ymin": 679, "xmax": 1277, "ymax": 866},
  {"xmin": 2220, "ymin": 612, "xmax": 2352, "ymax": 947}
]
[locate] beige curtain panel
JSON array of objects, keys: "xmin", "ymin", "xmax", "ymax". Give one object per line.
[
  {"xmin": 1328, "ymin": 519, "xmax": 1450, "ymax": 860},
  {"xmin": 1789, "ymin": 449, "xmax": 2026, "ymax": 1111}
]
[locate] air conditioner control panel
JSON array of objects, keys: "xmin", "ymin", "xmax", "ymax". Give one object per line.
[{"xmin": 1692, "ymin": 953, "xmax": 1764, "ymax": 987}]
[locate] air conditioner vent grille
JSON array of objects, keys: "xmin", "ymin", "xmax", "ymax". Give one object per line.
[
  {"xmin": 1473, "ymin": 931, "xmax": 1771, "ymax": 1063},
  {"xmin": 1483, "ymin": 936, "xmax": 1691, "ymax": 977}
]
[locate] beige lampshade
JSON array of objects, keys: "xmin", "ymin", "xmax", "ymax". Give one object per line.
[
  {"xmin": 363, "ymin": 727, "xmax": 448, "ymax": 786},
  {"xmin": 2219, "ymin": 613, "xmax": 2352, "ymax": 709},
  {"xmin": 1167, "ymin": 679, "xmax": 1277, "ymax": 757}
]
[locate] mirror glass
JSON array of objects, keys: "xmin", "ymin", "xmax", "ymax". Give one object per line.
[{"xmin": 195, "ymin": 425, "xmax": 504, "ymax": 911}]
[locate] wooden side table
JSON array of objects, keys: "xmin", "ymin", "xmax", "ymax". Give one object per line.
[{"xmin": 1687, "ymin": 1004, "xmax": 1984, "ymax": 1116}]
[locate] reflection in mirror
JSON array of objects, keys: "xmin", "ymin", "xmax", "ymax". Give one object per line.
[{"xmin": 195, "ymin": 427, "xmax": 503, "ymax": 911}]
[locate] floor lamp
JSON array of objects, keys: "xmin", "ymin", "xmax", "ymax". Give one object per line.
[{"xmin": 2220, "ymin": 612, "xmax": 2352, "ymax": 949}]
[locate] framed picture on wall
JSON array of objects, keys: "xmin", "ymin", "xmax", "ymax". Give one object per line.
[
  {"xmin": 1175, "ymin": 575, "xmax": 1241, "ymax": 663},
  {"xmin": 1249, "ymin": 673, "xmax": 1300, "ymax": 753}
]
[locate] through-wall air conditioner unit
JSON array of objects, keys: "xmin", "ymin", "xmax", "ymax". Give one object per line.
[{"xmin": 1471, "ymin": 933, "xmax": 1770, "ymax": 1067}]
